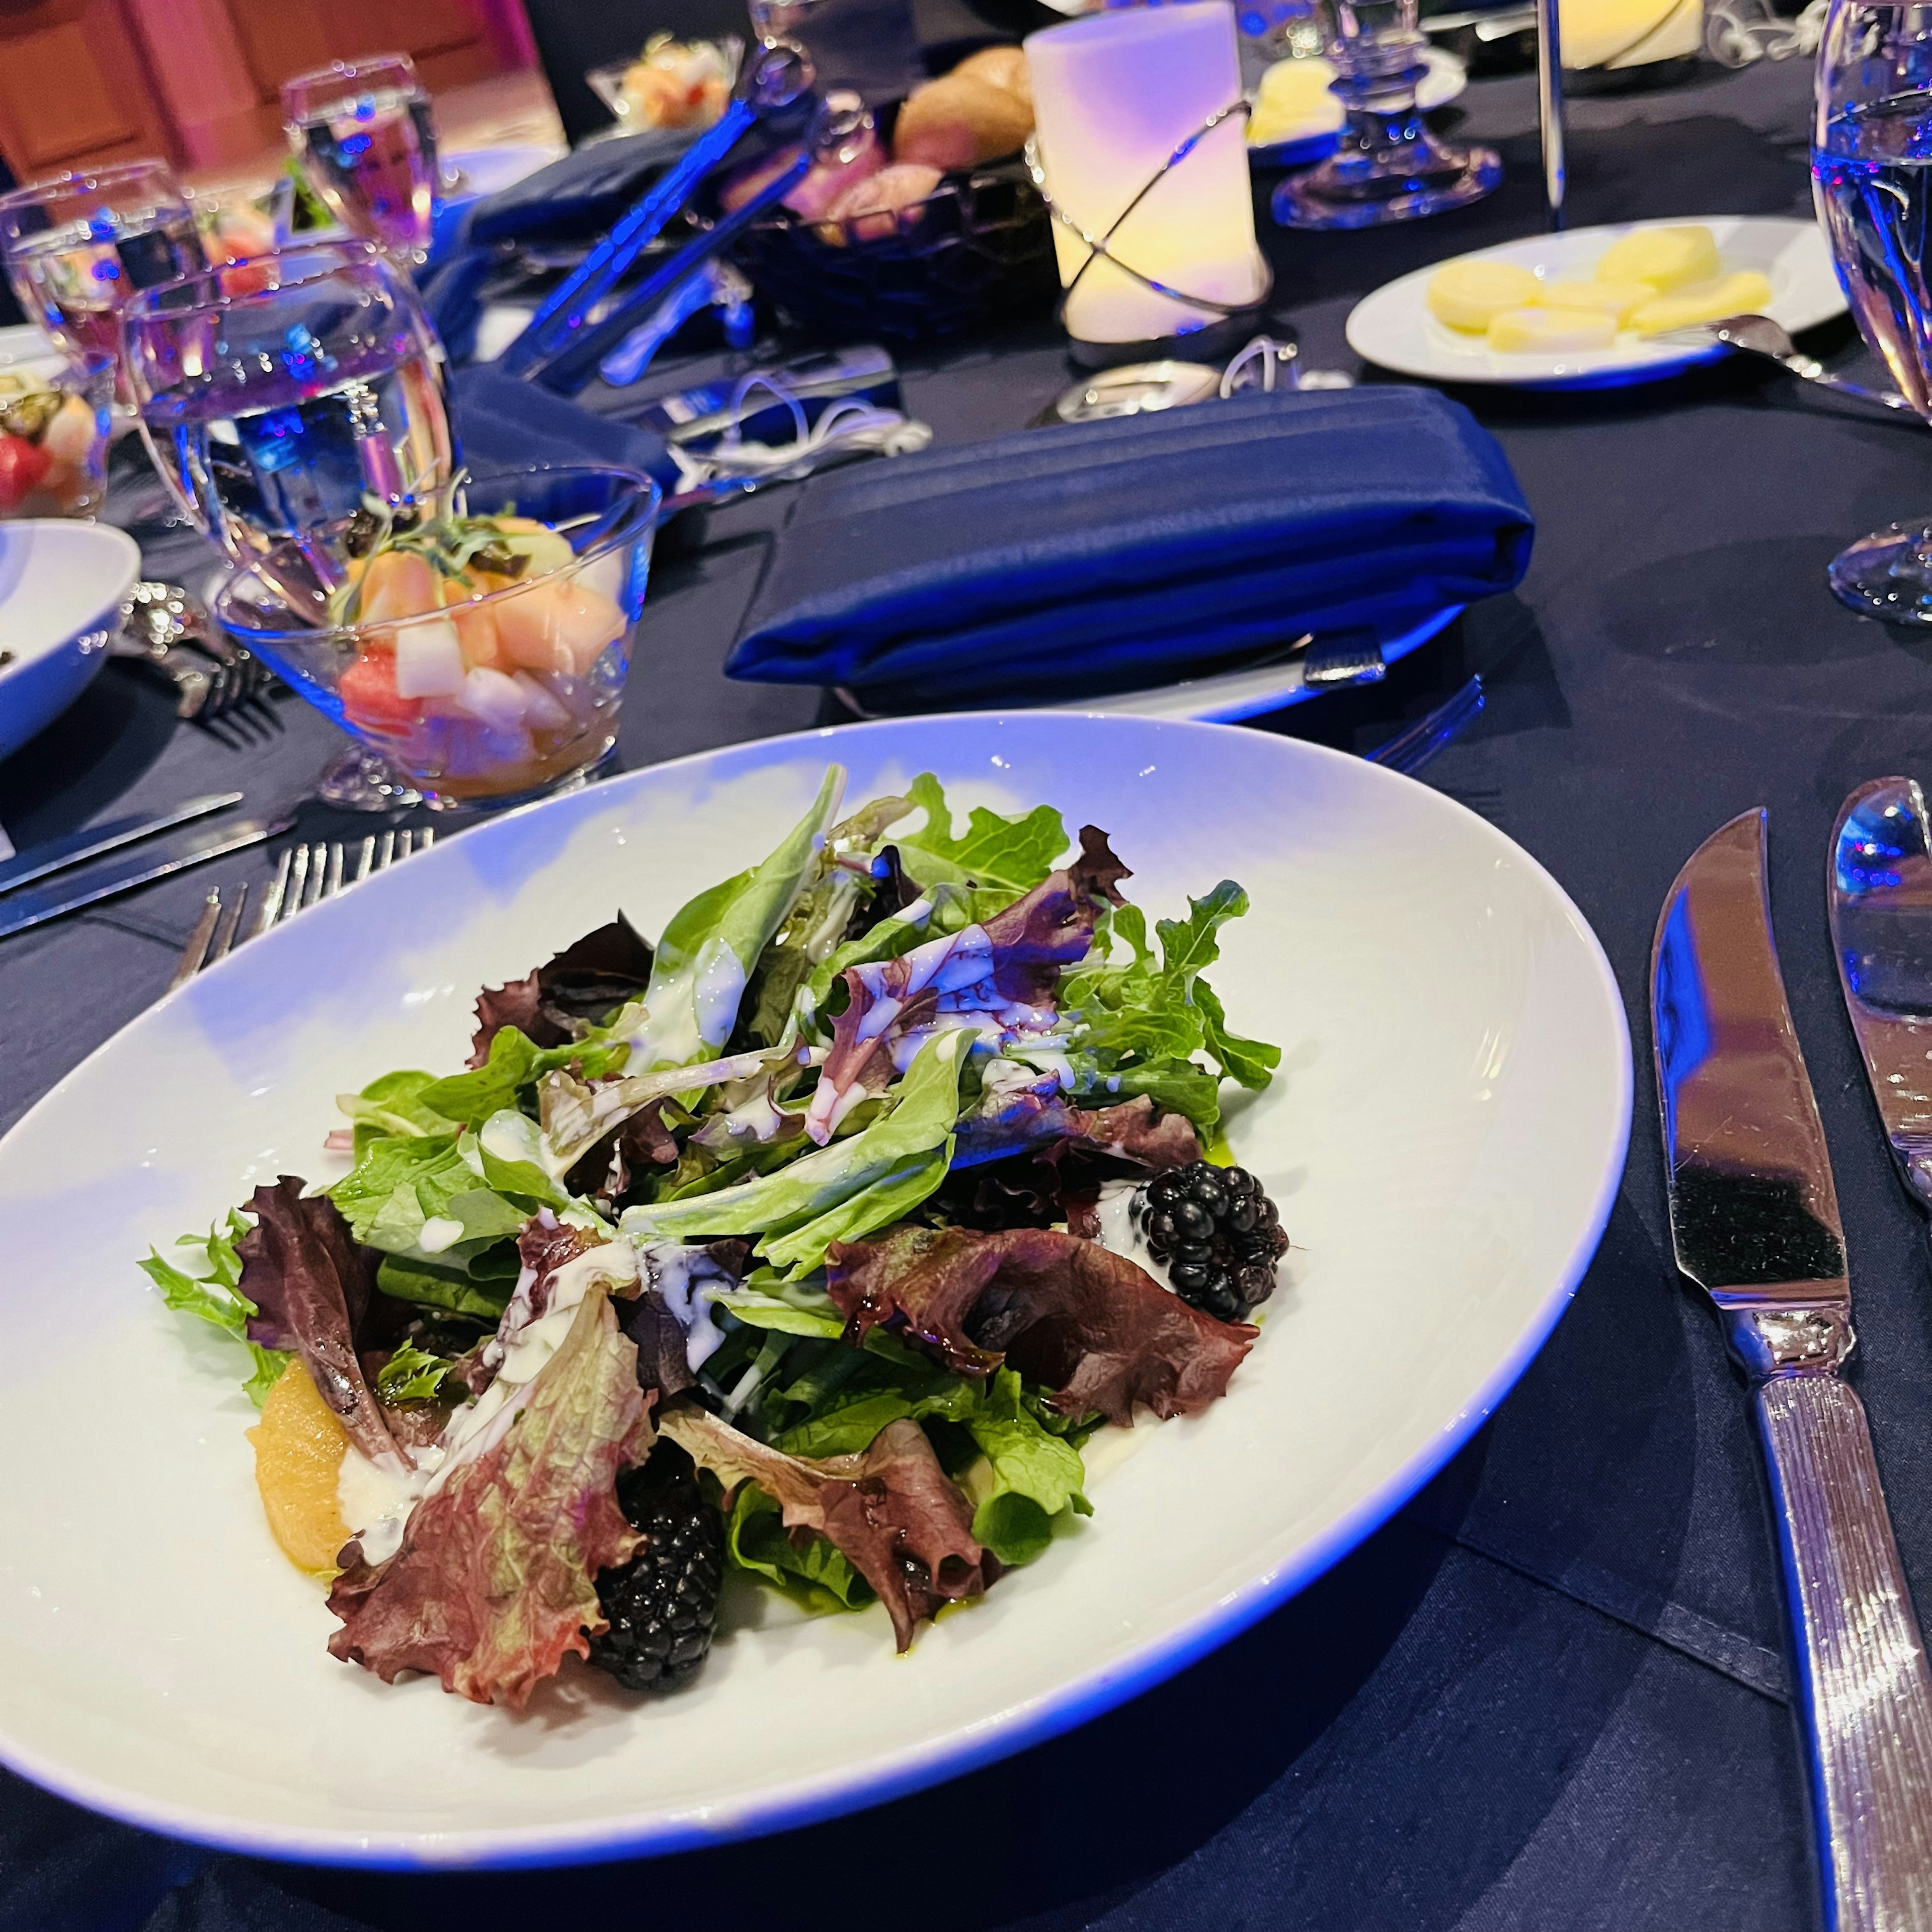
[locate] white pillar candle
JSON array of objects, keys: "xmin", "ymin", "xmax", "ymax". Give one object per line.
[{"xmin": 1025, "ymin": 2, "xmax": 1266, "ymax": 347}]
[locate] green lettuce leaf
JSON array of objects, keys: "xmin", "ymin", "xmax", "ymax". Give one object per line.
[
  {"xmin": 619, "ymin": 1029, "xmax": 968, "ymax": 1275},
  {"xmin": 728, "ymin": 1486, "xmax": 871, "ymax": 1611},
  {"xmin": 328, "ymin": 1133, "xmax": 529, "ymax": 1266},
  {"xmin": 374, "ymin": 1340, "xmax": 452, "ymax": 1402},
  {"xmin": 139, "ymin": 1210, "xmax": 290, "ymax": 1407},
  {"xmin": 336, "ymin": 1071, "xmax": 458, "ymax": 1158},
  {"xmin": 1059, "ymin": 879, "xmax": 1277, "ymax": 1137},
  {"xmin": 893, "ymin": 773, "xmax": 1067, "ymax": 897},
  {"xmin": 958, "ymin": 1369, "xmax": 1091, "ymax": 1566},
  {"xmin": 630, "ymin": 766, "xmax": 846, "ymax": 1070},
  {"xmin": 376, "ymin": 1249, "xmax": 518, "ymax": 1320},
  {"xmin": 416, "ymin": 1025, "xmax": 628, "ymax": 1128}
]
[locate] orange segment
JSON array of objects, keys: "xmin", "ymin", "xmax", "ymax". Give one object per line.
[{"xmin": 246, "ymin": 1359, "xmax": 352, "ymax": 1575}]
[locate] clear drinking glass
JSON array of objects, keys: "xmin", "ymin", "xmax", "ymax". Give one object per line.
[
  {"xmin": 0, "ymin": 160, "xmax": 203, "ymax": 394},
  {"xmin": 121, "ymin": 243, "xmax": 456, "ymax": 591},
  {"xmin": 282, "ymin": 54, "xmax": 439, "ymax": 262},
  {"xmin": 1814, "ymin": 1, "xmax": 1932, "ymax": 621},
  {"xmin": 1271, "ymin": 0, "xmax": 1500, "ymax": 228}
]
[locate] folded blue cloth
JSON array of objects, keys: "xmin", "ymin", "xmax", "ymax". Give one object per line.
[
  {"xmin": 723, "ymin": 385, "xmax": 1535, "ymax": 703},
  {"xmin": 451, "ymin": 365, "xmax": 678, "ymax": 490}
]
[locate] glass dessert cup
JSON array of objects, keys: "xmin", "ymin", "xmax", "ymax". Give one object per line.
[
  {"xmin": 213, "ymin": 464, "xmax": 661, "ymax": 810},
  {"xmin": 0, "ymin": 345, "xmax": 112, "ymax": 520}
]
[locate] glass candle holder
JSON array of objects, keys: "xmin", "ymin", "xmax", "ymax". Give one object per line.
[
  {"xmin": 282, "ymin": 53, "xmax": 439, "ymax": 262},
  {"xmin": 1272, "ymin": 0, "xmax": 1501, "ymax": 228},
  {"xmin": 1025, "ymin": 2, "xmax": 1270, "ymax": 362}
]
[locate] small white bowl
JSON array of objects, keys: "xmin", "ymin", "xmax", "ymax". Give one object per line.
[{"xmin": 0, "ymin": 520, "xmax": 140, "ymax": 763}]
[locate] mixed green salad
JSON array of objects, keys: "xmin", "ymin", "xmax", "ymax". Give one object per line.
[{"xmin": 143, "ymin": 769, "xmax": 1287, "ymax": 1708}]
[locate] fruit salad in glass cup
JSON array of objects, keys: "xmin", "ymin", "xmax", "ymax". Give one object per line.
[
  {"xmin": 0, "ymin": 347, "xmax": 111, "ymax": 519},
  {"xmin": 215, "ymin": 464, "xmax": 660, "ymax": 806}
]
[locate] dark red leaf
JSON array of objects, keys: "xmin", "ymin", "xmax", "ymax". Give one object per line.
[
  {"xmin": 826, "ymin": 1223, "xmax": 1254, "ymax": 1424},
  {"xmin": 468, "ymin": 915, "xmax": 655, "ymax": 1067},
  {"xmin": 237, "ymin": 1178, "xmax": 399, "ymax": 1466}
]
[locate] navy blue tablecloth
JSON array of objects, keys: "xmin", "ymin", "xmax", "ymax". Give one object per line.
[{"xmin": 0, "ymin": 49, "xmax": 1914, "ymax": 1932}]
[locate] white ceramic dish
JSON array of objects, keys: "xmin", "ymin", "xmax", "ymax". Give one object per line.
[
  {"xmin": 0, "ymin": 713, "xmax": 1632, "ymax": 1866},
  {"xmin": 1345, "ymin": 214, "xmax": 1845, "ymax": 390},
  {"xmin": 441, "ymin": 144, "xmax": 561, "ymax": 205},
  {"xmin": 0, "ymin": 520, "xmax": 139, "ymax": 762},
  {"xmin": 1248, "ymin": 49, "xmax": 1467, "ymax": 167}
]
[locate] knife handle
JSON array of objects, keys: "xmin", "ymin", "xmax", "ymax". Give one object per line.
[{"xmin": 1730, "ymin": 1311, "xmax": 1932, "ymax": 1930}]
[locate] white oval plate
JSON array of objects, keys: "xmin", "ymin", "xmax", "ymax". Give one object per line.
[
  {"xmin": 1249, "ymin": 49, "xmax": 1468, "ymax": 167},
  {"xmin": 0, "ymin": 713, "xmax": 1631, "ymax": 1867},
  {"xmin": 1346, "ymin": 214, "xmax": 1845, "ymax": 390}
]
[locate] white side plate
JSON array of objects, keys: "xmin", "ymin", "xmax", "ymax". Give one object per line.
[
  {"xmin": 1346, "ymin": 214, "xmax": 1845, "ymax": 390},
  {"xmin": 0, "ymin": 520, "xmax": 139, "ymax": 762}
]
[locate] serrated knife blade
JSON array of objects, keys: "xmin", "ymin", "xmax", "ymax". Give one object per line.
[
  {"xmin": 1828, "ymin": 776, "xmax": 1932, "ymax": 1209},
  {"xmin": 1652, "ymin": 808, "xmax": 1932, "ymax": 1932}
]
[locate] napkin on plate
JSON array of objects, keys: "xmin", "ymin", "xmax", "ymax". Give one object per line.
[
  {"xmin": 722, "ymin": 385, "xmax": 1535, "ymax": 704},
  {"xmin": 450, "ymin": 365, "xmax": 678, "ymax": 491}
]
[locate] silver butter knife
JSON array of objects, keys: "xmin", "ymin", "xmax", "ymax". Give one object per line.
[
  {"xmin": 1653, "ymin": 808, "xmax": 1932, "ymax": 1931},
  {"xmin": 0, "ymin": 813, "xmax": 294, "ymax": 941},
  {"xmin": 0, "ymin": 790, "xmax": 244, "ymax": 897}
]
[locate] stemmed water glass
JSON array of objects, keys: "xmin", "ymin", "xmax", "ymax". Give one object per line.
[
  {"xmin": 1272, "ymin": 0, "xmax": 1500, "ymax": 228},
  {"xmin": 282, "ymin": 54, "xmax": 439, "ymax": 263},
  {"xmin": 122, "ymin": 243, "xmax": 458, "ymax": 807},
  {"xmin": 1814, "ymin": 0, "xmax": 1932, "ymax": 620},
  {"xmin": 0, "ymin": 160, "xmax": 203, "ymax": 400}
]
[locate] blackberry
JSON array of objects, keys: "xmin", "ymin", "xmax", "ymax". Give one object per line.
[
  {"xmin": 1133, "ymin": 1162, "xmax": 1288, "ymax": 1322},
  {"xmin": 588, "ymin": 1445, "xmax": 723, "ymax": 1694}
]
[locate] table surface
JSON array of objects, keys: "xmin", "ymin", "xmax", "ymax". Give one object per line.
[{"xmin": 1, "ymin": 47, "xmax": 1913, "ymax": 1932}]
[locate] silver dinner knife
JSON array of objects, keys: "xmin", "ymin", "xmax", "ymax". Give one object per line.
[
  {"xmin": 0, "ymin": 813, "xmax": 293, "ymax": 940},
  {"xmin": 0, "ymin": 790, "xmax": 244, "ymax": 897},
  {"xmin": 1653, "ymin": 808, "xmax": 1932, "ymax": 1930}
]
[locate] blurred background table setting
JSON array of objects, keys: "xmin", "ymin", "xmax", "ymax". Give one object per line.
[{"xmin": 9, "ymin": 0, "xmax": 1932, "ymax": 1918}]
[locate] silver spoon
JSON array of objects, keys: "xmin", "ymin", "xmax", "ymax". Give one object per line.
[{"xmin": 1666, "ymin": 313, "xmax": 1916, "ymax": 418}]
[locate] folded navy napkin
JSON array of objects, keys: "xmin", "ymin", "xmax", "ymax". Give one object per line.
[
  {"xmin": 723, "ymin": 385, "xmax": 1535, "ymax": 703},
  {"xmin": 451, "ymin": 365, "xmax": 678, "ymax": 491}
]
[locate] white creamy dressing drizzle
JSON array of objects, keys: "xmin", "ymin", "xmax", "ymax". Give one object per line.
[
  {"xmin": 636, "ymin": 1238, "xmax": 733, "ymax": 1369},
  {"xmin": 691, "ymin": 937, "xmax": 748, "ymax": 1050},
  {"xmin": 1091, "ymin": 1179, "xmax": 1172, "ymax": 1293},
  {"xmin": 417, "ymin": 1216, "xmax": 464, "ymax": 1254},
  {"xmin": 334, "ymin": 1239, "xmax": 642, "ymax": 1564}
]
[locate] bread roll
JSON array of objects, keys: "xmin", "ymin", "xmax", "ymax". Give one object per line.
[
  {"xmin": 952, "ymin": 44, "xmax": 1030, "ymax": 104},
  {"xmin": 893, "ymin": 72, "xmax": 1034, "ymax": 168},
  {"xmin": 827, "ymin": 162, "xmax": 943, "ymax": 240}
]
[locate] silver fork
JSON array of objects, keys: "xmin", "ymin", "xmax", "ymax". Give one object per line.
[{"xmin": 170, "ymin": 828, "xmax": 434, "ymax": 987}]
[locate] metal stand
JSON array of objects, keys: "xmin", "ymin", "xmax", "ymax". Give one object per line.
[{"xmin": 1536, "ymin": 0, "xmax": 1567, "ymax": 227}]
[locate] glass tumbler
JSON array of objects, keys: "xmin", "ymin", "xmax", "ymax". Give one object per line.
[
  {"xmin": 283, "ymin": 54, "xmax": 439, "ymax": 262},
  {"xmin": 1814, "ymin": 0, "xmax": 1932, "ymax": 621}
]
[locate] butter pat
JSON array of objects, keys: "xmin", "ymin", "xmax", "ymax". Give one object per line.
[
  {"xmin": 1630, "ymin": 269, "xmax": 1774, "ymax": 335},
  {"xmin": 1486, "ymin": 306, "xmax": 1618, "ymax": 352},
  {"xmin": 1540, "ymin": 278, "xmax": 1654, "ymax": 325},
  {"xmin": 1596, "ymin": 224, "xmax": 1721, "ymax": 292},
  {"xmin": 1428, "ymin": 259, "xmax": 1544, "ymax": 333}
]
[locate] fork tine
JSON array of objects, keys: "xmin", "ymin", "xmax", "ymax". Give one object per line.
[
  {"xmin": 282, "ymin": 842, "xmax": 310, "ymax": 920},
  {"xmin": 323, "ymin": 842, "xmax": 345, "ymax": 899},
  {"xmin": 375, "ymin": 830, "xmax": 397, "ymax": 872},
  {"xmin": 396, "ymin": 829, "xmax": 415, "ymax": 860},
  {"xmin": 171, "ymin": 890, "xmax": 222, "ymax": 989},
  {"xmin": 352, "ymin": 834, "xmax": 375, "ymax": 882},
  {"xmin": 207, "ymin": 882, "xmax": 249, "ymax": 964},
  {"xmin": 418, "ymin": 826, "xmax": 435, "ymax": 851},
  {"xmin": 250, "ymin": 847, "xmax": 294, "ymax": 939},
  {"xmin": 305, "ymin": 842, "xmax": 329, "ymax": 909}
]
